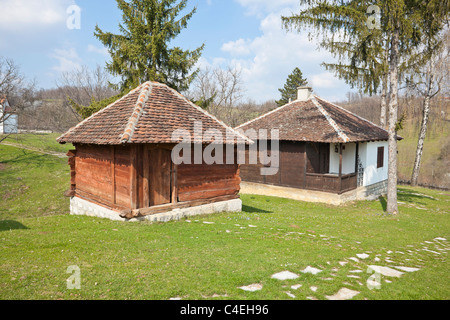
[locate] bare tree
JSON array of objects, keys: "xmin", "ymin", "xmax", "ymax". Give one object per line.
[
  {"xmin": 56, "ymin": 65, "xmax": 118, "ymax": 121},
  {"xmin": 0, "ymin": 56, "xmax": 37, "ymax": 142},
  {"xmin": 188, "ymin": 65, "xmax": 245, "ymax": 127},
  {"xmin": 408, "ymin": 31, "xmax": 449, "ymax": 186}
]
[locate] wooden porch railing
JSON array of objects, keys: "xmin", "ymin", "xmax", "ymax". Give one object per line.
[{"xmin": 305, "ymin": 172, "xmax": 357, "ymax": 194}]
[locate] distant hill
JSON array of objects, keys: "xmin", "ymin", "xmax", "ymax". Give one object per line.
[{"xmin": 338, "ymin": 94, "xmax": 449, "ymax": 189}]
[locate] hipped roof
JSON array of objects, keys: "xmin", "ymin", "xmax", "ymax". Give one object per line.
[
  {"xmin": 235, "ymin": 95, "xmax": 391, "ymax": 143},
  {"xmin": 57, "ymin": 81, "xmax": 251, "ymax": 145}
]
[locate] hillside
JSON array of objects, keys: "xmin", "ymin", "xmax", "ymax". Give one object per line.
[{"xmin": 338, "ymin": 95, "xmax": 450, "ymax": 189}]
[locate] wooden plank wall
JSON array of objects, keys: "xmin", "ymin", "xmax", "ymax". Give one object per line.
[
  {"xmin": 279, "ymin": 141, "xmax": 304, "ymax": 188},
  {"xmin": 306, "ymin": 142, "xmax": 329, "ymax": 174},
  {"xmin": 75, "ymin": 145, "xmax": 115, "ymax": 204},
  {"xmin": 72, "ymin": 144, "xmax": 241, "ymax": 211},
  {"xmin": 177, "ymin": 148, "xmax": 241, "ymax": 202},
  {"xmin": 240, "ymin": 141, "xmax": 305, "ymax": 188},
  {"xmin": 115, "ymin": 145, "xmax": 132, "ymax": 208},
  {"xmin": 73, "ymin": 144, "xmax": 131, "ymax": 210}
]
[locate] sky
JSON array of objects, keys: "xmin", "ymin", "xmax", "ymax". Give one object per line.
[{"xmin": 0, "ymin": 0, "xmax": 354, "ymax": 103}]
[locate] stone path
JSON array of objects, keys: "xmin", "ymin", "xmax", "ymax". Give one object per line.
[
  {"xmin": 236, "ymin": 231, "xmax": 449, "ymax": 300},
  {"xmin": 184, "ymin": 219, "xmax": 448, "ymax": 300}
]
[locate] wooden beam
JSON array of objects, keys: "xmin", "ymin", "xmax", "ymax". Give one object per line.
[
  {"xmin": 339, "ymin": 143, "xmax": 343, "ymax": 194},
  {"xmin": 111, "ymin": 146, "xmax": 116, "ymax": 205},
  {"xmin": 75, "ymin": 190, "xmax": 128, "ymax": 212},
  {"xmin": 130, "ymin": 145, "xmax": 138, "ymax": 209},
  {"xmin": 122, "ymin": 194, "xmax": 240, "ymax": 219},
  {"xmin": 303, "ymin": 143, "xmax": 307, "ymax": 189},
  {"xmin": 143, "ymin": 145, "xmax": 150, "ymax": 208},
  {"xmin": 354, "ymin": 142, "xmax": 359, "ymax": 174},
  {"xmin": 171, "ymin": 162, "xmax": 178, "ymax": 204}
]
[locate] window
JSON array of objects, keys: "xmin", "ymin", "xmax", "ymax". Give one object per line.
[{"xmin": 377, "ymin": 147, "xmax": 384, "ymax": 168}]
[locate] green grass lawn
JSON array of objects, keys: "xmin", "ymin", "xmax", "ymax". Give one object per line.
[
  {"xmin": 0, "ymin": 137, "xmax": 449, "ymax": 300},
  {"xmin": 1, "ymin": 133, "xmax": 73, "ymax": 154}
]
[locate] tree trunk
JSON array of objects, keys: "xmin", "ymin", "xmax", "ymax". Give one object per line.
[
  {"xmin": 411, "ymin": 62, "xmax": 435, "ymax": 186},
  {"xmin": 380, "ymin": 40, "xmax": 389, "ymax": 128},
  {"xmin": 386, "ymin": 28, "xmax": 399, "ymax": 215},
  {"xmin": 380, "ymin": 74, "xmax": 388, "ymax": 128}
]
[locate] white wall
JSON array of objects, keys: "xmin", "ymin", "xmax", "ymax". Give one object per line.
[
  {"xmin": 360, "ymin": 141, "xmax": 389, "ymax": 186},
  {"xmin": 3, "ymin": 114, "xmax": 17, "ymax": 134},
  {"xmin": 1, "ymin": 101, "xmax": 18, "ymax": 134},
  {"xmin": 328, "ymin": 141, "xmax": 388, "ymax": 187},
  {"xmin": 329, "ymin": 142, "xmax": 356, "ymax": 174}
]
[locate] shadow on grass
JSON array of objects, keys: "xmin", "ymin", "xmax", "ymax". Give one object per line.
[
  {"xmin": 0, "ymin": 220, "xmax": 29, "ymax": 232},
  {"xmin": 378, "ymin": 187, "xmax": 436, "ymax": 212},
  {"xmin": 242, "ymin": 204, "xmax": 272, "ymax": 214},
  {"xmin": 397, "ymin": 187, "xmax": 436, "ymax": 205},
  {"xmin": 379, "ymin": 196, "xmax": 387, "ymax": 212}
]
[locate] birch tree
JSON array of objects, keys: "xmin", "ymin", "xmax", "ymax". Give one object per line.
[{"xmin": 409, "ymin": 31, "xmax": 449, "ymax": 186}]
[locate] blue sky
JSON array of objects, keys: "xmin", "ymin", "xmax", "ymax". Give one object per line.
[{"xmin": 0, "ymin": 0, "xmax": 353, "ymax": 103}]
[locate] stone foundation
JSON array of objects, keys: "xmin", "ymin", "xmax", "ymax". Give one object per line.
[
  {"xmin": 240, "ymin": 180, "xmax": 388, "ymax": 205},
  {"xmin": 70, "ymin": 196, "xmax": 242, "ymax": 222},
  {"xmin": 357, "ymin": 180, "xmax": 388, "ymax": 200}
]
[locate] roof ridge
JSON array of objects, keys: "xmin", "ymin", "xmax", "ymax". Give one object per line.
[
  {"xmin": 315, "ymin": 96, "xmax": 389, "ymax": 134},
  {"xmin": 120, "ymin": 81, "xmax": 153, "ymax": 143},
  {"xmin": 158, "ymin": 82, "xmax": 253, "ymax": 144},
  {"xmin": 311, "ymin": 95, "xmax": 350, "ymax": 143},
  {"xmin": 56, "ymin": 84, "xmax": 144, "ymax": 143},
  {"xmin": 235, "ymin": 99, "xmax": 304, "ymax": 131}
]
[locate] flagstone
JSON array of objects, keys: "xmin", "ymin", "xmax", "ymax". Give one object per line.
[
  {"xmin": 394, "ymin": 266, "xmax": 420, "ymax": 272},
  {"xmin": 423, "ymin": 249, "xmax": 440, "ymax": 254},
  {"xmin": 271, "ymin": 271, "xmax": 299, "ymax": 280},
  {"xmin": 368, "ymin": 265, "xmax": 404, "ymax": 277},
  {"xmin": 238, "ymin": 283, "xmax": 263, "ymax": 292},
  {"xmin": 356, "ymin": 253, "xmax": 369, "ymax": 259},
  {"xmin": 301, "ymin": 266, "xmax": 322, "ymax": 275},
  {"xmin": 366, "ymin": 278, "xmax": 381, "ymax": 289},
  {"xmin": 285, "ymin": 291, "xmax": 296, "ymax": 298},
  {"xmin": 325, "ymin": 288, "xmax": 360, "ymax": 300}
]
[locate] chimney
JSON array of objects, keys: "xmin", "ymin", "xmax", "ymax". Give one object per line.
[{"xmin": 297, "ymin": 86, "xmax": 313, "ymax": 101}]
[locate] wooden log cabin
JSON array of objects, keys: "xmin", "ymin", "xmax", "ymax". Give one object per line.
[
  {"xmin": 236, "ymin": 87, "xmax": 395, "ymax": 201},
  {"xmin": 57, "ymin": 81, "xmax": 250, "ymax": 221}
]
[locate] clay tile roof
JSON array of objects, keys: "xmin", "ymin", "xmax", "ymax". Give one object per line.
[
  {"xmin": 0, "ymin": 96, "xmax": 13, "ymax": 113},
  {"xmin": 57, "ymin": 81, "xmax": 251, "ymax": 145},
  {"xmin": 235, "ymin": 95, "xmax": 390, "ymax": 143}
]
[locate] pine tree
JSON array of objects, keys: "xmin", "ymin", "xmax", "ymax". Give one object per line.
[
  {"xmin": 276, "ymin": 67, "xmax": 308, "ymax": 106},
  {"xmin": 94, "ymin": 0, "xmax": 204, "ymax": 93}
]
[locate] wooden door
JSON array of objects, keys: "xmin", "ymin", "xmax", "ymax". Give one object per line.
[
  {"xmin": 306, "ymin": 143, "xmax": 329, "ymax": 174},
  {"xmin": 279, "ymin": 141, "xmax": 305, "ymax": 188},
  {"xmin": 149, "ymin": 148, "xmax": 172, "ymax": 206}
]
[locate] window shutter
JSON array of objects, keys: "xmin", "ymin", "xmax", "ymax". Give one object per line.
[{"xmin": 377, "ymin": 147, "xmax": 384, "ymax": 168}]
